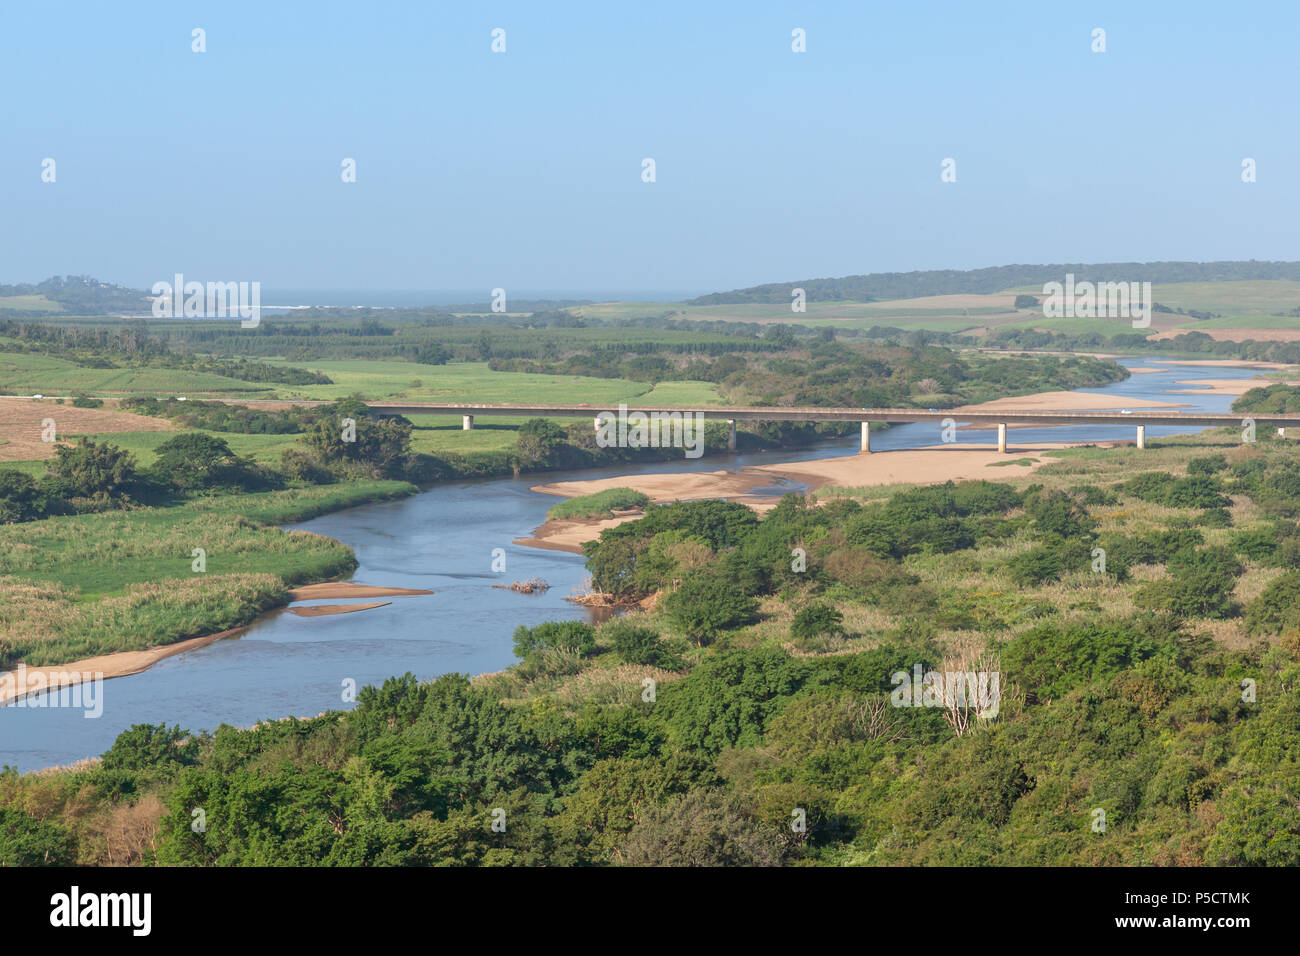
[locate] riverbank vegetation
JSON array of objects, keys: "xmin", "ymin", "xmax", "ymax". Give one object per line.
[
  {"xmin": 5, "ymin": 428, "xmax": 1300, "ymax": 865},
  {"xmin": 546, "ymin": 488, "xmax": 649, "ymax": 520},
  {"xmin": 0, "ymin": 480, "xmax": 413, "ymax": 669}
]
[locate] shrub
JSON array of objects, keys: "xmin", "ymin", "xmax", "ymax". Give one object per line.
[
  {"xmin": 1007, "ymin": 546, "xmax": 1067, "ymax": 587},
  {"xmin": 1134, "ymin": 567, "xmax": 1238, "ymax": 620},
  {"xmin": 1007, "ymin": 537, "xmax": 1093, "ymax": 586},
  {"xmin": 615, "ymin": 789, "xmax": 787, "ymax": 866},
  {"xmin": 547, "ymin": 488, "xmax": 650, "ymax": 520},
  {"xmin": 1246, "ymin": 572, "xmax": 1300, "ymax": 635},
  {"xmin": 1070, "ymin": 483, "xmax": 1120, "ymax": 506},
  {"xmin": 1166, "ymin": 546, "xmax": 1243, "ymax": 582},
  {"xmin": 791, "ymin": 603, "xmax": 844, "ymax": 641},
  {"xmin": 1188, "ymin": 454, "xmax": 1228, "ymax": 475},
  {"xmin": 1164, "ymin": 475, "xmax": 1232, "ymax": 509},
  {"xmin": 999, "ymin": 618, "xmax": 1171, "ymax": 700},
  {"xmin": 1122, "ymin": 472, "xmax": 1231, "ymax": 509},
  {"xmin": 279, "ymin": 448, "xmax": 337, "ymax": 484},
  {"xmin": 512, "ymin": 620, "xmax": 597, "ymax": 659},
  {"xmin": 1197, "ymin": 507, "xmax": 1233, "ymax": 528},
  {"xmin": 1027, "ymin": 490, "xmax": 1094, "ymax": 538},
  {"xmin": 603, "ymin": 618, "xmax": 681, "ymax": 668},
  {"xmin": 1122, "ymin": 471, "xmax": 1175, "ymax": 502}
]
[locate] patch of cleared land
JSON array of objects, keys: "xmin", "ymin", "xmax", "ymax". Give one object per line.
[
  {"xmin": 1151, "ymin": 326, "xmax": 1300, "ymax": 342},
  {"xmin": 0, "ymin": 397, "xmax": 174, "ymax": 461}
]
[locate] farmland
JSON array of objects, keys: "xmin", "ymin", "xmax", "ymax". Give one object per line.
[{"xmin": 0, "ymin": 351, "xmax": 267, "ymax": 396}]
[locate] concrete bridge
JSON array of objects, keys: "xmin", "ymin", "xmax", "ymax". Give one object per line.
[{"xmin": 357, "ymin": 401, "xmax": 1300, "ymax": 454}]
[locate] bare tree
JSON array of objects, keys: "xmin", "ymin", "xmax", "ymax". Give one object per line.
[
  {"xmin": 937, "ymin": 649, "xmax": 1013, "ymax": 738},
  {"xmin": 845, "ymin": 694, "xmax": 910, "ymax": 743}
]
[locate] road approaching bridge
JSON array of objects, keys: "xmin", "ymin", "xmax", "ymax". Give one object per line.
[{"xmin": 356, "ymin": 402, "xmax": 1300, "ymax": 454}]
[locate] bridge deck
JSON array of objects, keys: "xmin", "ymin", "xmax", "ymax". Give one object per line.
[{"xmin": 354, "ymin": 402, "xmax": 1300, "ymax": 428}]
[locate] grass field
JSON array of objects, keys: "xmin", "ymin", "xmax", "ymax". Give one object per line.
[
  {"xmin": 0, "ymin": 295, "xmax": 63, "ymax": 313},
  {"xmin": 260, "ymin": 358, "xmax": 723, "ymax": 404},
  {"xmin": 0, "ymin": 378, "xmax": 726, "ymax": 473},
  {"xmin": 59, "ymin": 429, "xmax": 301, "ymax": 466},
  {"xmin": 573, "ymin": 299, "xmax": 1011, "ymax": 331},
  {"xmin": 573, "ymin": 283, "xmax": 1300, "ymax": 336},
  {"xmin": 0, "ymin": 480, "xmax": 415, "ymax": 668},
  {"xmin": 0, "ymin": 420, "xmax": 529, "ymax": 472},
  {"xmin": 995, "ymin": 315, "xmax": 1175, "ymax": 338},
  {"xmin": 1148, "ymin": 281, "xmax": 1300, "ymax": 315},
  {"xmin": 0, "ymin": 351, "xmax": 266, "ymax": 396}
]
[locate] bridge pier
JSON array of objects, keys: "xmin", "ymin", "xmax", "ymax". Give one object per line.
[
  {"xmin": 462, "ymin": 415, "xmax": 474, "ymax": 430},
  {"xmin": 727, "ymin": 419, "xmax": 737, "ymax": 452},
  {"xmin": 860, "ymin": 421, "xmax": 871, "ymax": 453},
  {"xmin": 997, "ymin": 423, "xmax": 1007, "ymax": 454},
  {"xmin": 1137, "ymin": 425, "xmax": 1145, "ymax": 450}
]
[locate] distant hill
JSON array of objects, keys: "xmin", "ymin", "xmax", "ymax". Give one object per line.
[
  {"xmin": 690, "ymin": 261, "xmax": 1300, "ymax": 305},
  {"xmin": 0, "ymin": 275, "xmax": 153, "ymax": 315}
]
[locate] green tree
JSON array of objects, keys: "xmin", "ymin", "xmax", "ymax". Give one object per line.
[
  {"xmin": 664, "ymin": 575, "xmax": 759, "ymax": 646},
  {"xmin": 414, "ymin": 343, "xmax": 451, "ymax": 365},
  {"xmin": 44, "ymin": 438, "xmax": 139, "ymax": 502},
  {"xmin": 302, "ymin": 401, "xmax": 412, "ymax": 477},
  {"xmin": 101, "ymin": 723, "xmax": 199, "ymax": 772},
  {"xmin": 0, "ymin": 469, "xmax": 48, "ymax": 523},
  {"xmin": 0, "ymin": 807, "xmax": 73, "ymax": 866},
  {"xmin": 151, "ymin": 432, "xmax": 266, "ymax": 491},
  {"xmin": 515, "ymin": 418, "xmax": 568, "ymax": 464}
]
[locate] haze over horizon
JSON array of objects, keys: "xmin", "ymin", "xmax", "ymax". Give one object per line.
[{"xmin": 4, "ymin": 0, "xmax": 1298, "ymax": 294}]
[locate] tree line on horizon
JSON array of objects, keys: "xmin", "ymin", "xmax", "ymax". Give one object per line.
[{"xmin": 689, "ymin": 260, "xmax": 1300, "ymax": 305}]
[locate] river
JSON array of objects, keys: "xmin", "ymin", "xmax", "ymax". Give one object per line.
[{"xmin": 0, "ymin": 358, "xmax": 1266, "ymax": 770}]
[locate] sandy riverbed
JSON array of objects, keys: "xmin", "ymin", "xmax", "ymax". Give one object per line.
[
  {"xmin": 0, "ymin": 625, "xmax": 249, "ymax": 706},
  {"xmin": 286, "ymin": 583, "xmax": 434, "ymax": 600},
  {"xmin": 1151, "ymin": 358, "xmax": 1298, "ymax": 369},
  {"xmin": 288, "ymin": 601, "xmax": 392, "ymax": 617},
  {"xmin": 1169, "ymin": 377, "xmax": 1298, "ymax": 396},
  {"xmin": 951, "ymin": 392, "xmax": 1184, "ymax": 412},
  {"xmin": 523, "ymin": 442, "xmax": 1097, "ymax": 553}
]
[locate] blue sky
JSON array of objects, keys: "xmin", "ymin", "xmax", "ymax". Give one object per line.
[{"xmin": 2, "ymin": 0, "xmax": 1297, "ymax": 298}]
